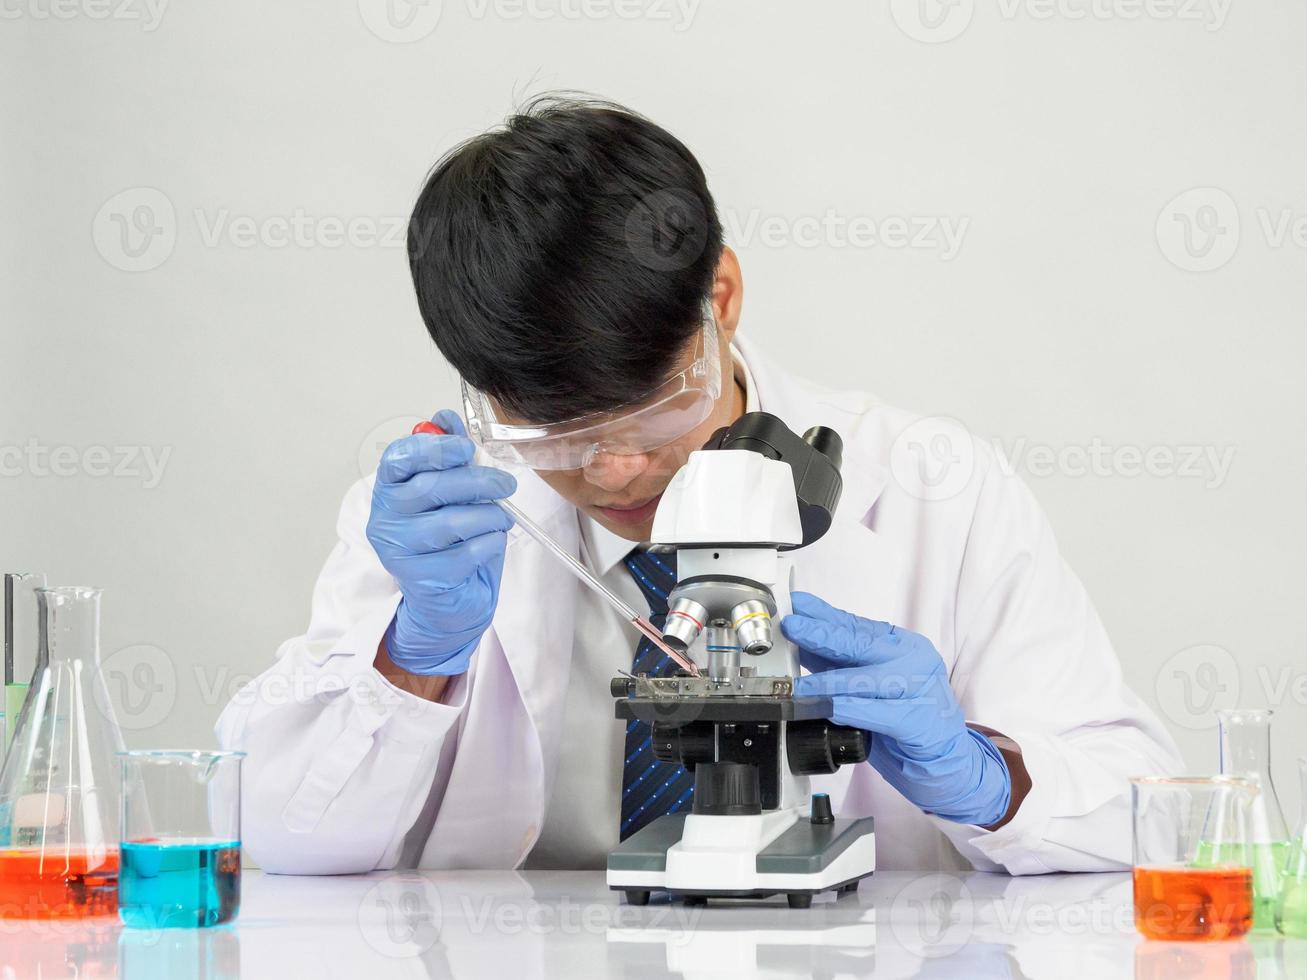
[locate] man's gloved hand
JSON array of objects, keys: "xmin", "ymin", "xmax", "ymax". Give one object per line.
[
  {"xmin": 781, "ymin": 592, "xmax": 1012, "ymax": 828},
  {"xmin": 366, "ymin": 410, "xmax": 517, "ymax": 676}
]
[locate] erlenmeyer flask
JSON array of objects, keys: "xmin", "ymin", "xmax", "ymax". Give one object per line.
[
  {"xmin": 1215, "ymin": 708, "xmax": 1290, "ymax": 931},
  {"xmin": 0, "ymin": 587, "xmax": 124, "ymax": 918},
  {"xmin": 1276, "ymin": 756, "xmax": 1307, "ymax": 937}
]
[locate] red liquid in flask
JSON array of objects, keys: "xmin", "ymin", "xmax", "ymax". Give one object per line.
[{"xmin": 0, "ymin": 849, "xmax": 119, "ymax": 919}]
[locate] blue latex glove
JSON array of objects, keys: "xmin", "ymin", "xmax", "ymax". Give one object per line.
[
  {"xmin": 782, "ymin": 592, "xmax": 1012, "ymax": 828},
  {"xmin": 366, "ymin": 410, "xmax": 517, "ymax": 676}
]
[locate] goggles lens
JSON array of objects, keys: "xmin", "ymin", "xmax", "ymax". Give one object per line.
[{"xmin": 463, "ymin": 304, "xmax": 722, "ymax": 471}]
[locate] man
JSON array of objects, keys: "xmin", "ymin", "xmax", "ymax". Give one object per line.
[{"xmin": 217, "ymin": 97, "xmax": 1180, "ymax": 876}]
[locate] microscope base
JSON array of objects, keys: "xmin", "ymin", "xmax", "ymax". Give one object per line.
[{"xmin": 607, "ymin": 811, "xmax": 875, "ymax": 908}]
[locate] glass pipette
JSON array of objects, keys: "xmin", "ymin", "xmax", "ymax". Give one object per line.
[{"xmin": 412, "ymin": 422, "xmax": 701, "ymax": 677}]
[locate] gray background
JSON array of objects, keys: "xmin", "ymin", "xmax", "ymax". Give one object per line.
[{"xmin": 3, "ymin": 1, "xmax": 1304, "ymax": 825}]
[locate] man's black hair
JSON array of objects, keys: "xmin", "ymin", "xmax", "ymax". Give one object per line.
[{"xmin": 407, "ymin": 94, "xmax": 724, "ymax": 423}]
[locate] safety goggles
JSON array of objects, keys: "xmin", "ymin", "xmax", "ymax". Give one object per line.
[{"xmin": 462, "ymin": 302, "xmax": 722, "ymax": 471}]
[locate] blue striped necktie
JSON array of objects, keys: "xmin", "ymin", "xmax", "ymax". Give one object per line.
[{"xmin": 619, "ymin": 549, "xmax": 695, "ymax": 841}]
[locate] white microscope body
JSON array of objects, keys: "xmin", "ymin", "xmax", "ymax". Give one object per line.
[{"xmin": 607, "ymin": 413, "xmax": 877, "ymax": 908}]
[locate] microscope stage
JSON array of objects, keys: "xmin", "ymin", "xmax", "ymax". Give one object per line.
[{"xmin": 613, "ymin": 693, "xmax": 834, "ymax": 725}]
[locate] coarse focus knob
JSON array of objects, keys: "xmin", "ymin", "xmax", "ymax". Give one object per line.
[
  {"xmin": 692, "ymin": 762, "xmax": 762, "ymax": 816},
  {"xmin": 828, "ymin": 724, "xmax": 869, "ymax": 766},
  {"xmin": 651, "ymin": 721, "xmax": 715, "ymax": 768},
  {"xmin": 786, "ymin": 720, "xmax": 870, "ymax": 775}
]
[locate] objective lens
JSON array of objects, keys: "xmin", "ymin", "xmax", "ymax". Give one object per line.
[
  {"xmin": 731, "ymin": 599, "xmax": 774, "ymax": 656},
  {"xmin": 662, "ymin": 596, "xmax": 708, "ymax": 651}
]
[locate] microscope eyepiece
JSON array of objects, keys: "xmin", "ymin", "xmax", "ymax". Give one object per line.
[{"xmin": 802, "ymin": 425, "xmax": 843, "ymax": 470}]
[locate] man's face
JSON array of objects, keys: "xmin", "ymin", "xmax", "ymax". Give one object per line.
[{"xmin": 530, "ymin": 323, "xmax": 745, "ymax": 542}]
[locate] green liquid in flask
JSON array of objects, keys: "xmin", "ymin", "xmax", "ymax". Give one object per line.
[{"xmin": 1193, "ymin": 839, "xmax": 1289, "ymax": 932}]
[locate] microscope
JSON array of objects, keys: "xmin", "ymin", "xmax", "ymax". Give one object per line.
[{"xmin": 607, "ymin": 412, "xmax": 877, "ymax": 908}]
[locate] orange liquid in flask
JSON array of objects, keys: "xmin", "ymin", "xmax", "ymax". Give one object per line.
[
  {"xmin": 1133, "ymin": 865, "xmax": 1252, "ymax": 941},
  {"xmin": 0, "ymin": 848, "xmax": 119, "ymax": 919}
]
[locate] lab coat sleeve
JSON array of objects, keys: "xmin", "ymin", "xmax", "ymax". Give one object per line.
[
  {"xmin": 929, "ymin": 445, "xmax": 1184, "ymax": 875},
  {"xmin": 215, "ymin": 476, "xmax": 467, "ymax": 875}
]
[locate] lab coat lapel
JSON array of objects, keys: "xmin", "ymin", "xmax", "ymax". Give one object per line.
[
  {"xmin": 490, "ymin": 467, "xmax": 582, "ymax": 815},
  {"xmin": 736, "ymin": 338, "xmax": 903, "ymax": 619}
]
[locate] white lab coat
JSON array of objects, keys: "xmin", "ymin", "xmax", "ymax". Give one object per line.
[{"xmin": 217, "ymin": 338, "xmax": 1182, "ymax": 876}]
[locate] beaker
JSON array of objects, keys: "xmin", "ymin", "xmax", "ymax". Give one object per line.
[
  {"xmin": 1276, "ymin": 756, "xmax": 1307, "ymax": 937},
  {"xmin": 118, "ymin": 749, "xmax": 244, "ymax": 929},
  {"xmin": 1132, "ymin": 775, "xmax": 1256, "ymax": 941},
  {"xmin": 1215, "ymin": 708, "xmax": 1290, "ymax": 930},
  {"xmin": 0, "ymin": 586, "xmax": 124, "ymax": 918}
]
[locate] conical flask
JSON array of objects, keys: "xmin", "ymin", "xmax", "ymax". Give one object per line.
[
  {"xmin": 1216, "ymin": 708, "xmax": 1290, "ymax": 932},
  {"xmin": 0, "ymin": 587, "xmax": 124, "ymax": 918},
  {"xmin": 1275, "ymin": 756, "xmax": 1307, "ymax": 937}
]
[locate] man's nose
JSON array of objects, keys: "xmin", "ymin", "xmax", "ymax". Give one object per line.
[{"xmin": 582, "ymin": 449, "xmax": 653, "ymax": 491}]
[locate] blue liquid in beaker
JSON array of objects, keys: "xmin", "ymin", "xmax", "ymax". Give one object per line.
[{"xmin": 119, "ymin": 839, "xmax": 241, "ymax": 929}]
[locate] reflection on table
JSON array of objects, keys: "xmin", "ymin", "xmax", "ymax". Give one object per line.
[{"xmin": 1, "ymin": 868, "xmax": 1306, "ymax": 979}]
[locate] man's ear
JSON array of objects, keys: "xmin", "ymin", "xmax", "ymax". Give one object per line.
[{"xmin": 711, "ymin": 245, "xmax": 744, "ymax": 343}]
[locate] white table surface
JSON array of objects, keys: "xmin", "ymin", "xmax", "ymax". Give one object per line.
[{"xmin": 1, "ymin": 868, "xmax": 1304, "ymax": 979}]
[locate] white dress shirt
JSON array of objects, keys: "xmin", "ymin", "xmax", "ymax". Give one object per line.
[{"xmin": 522, "ymin": 349, "xmax": 760, "ymax": 870}]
